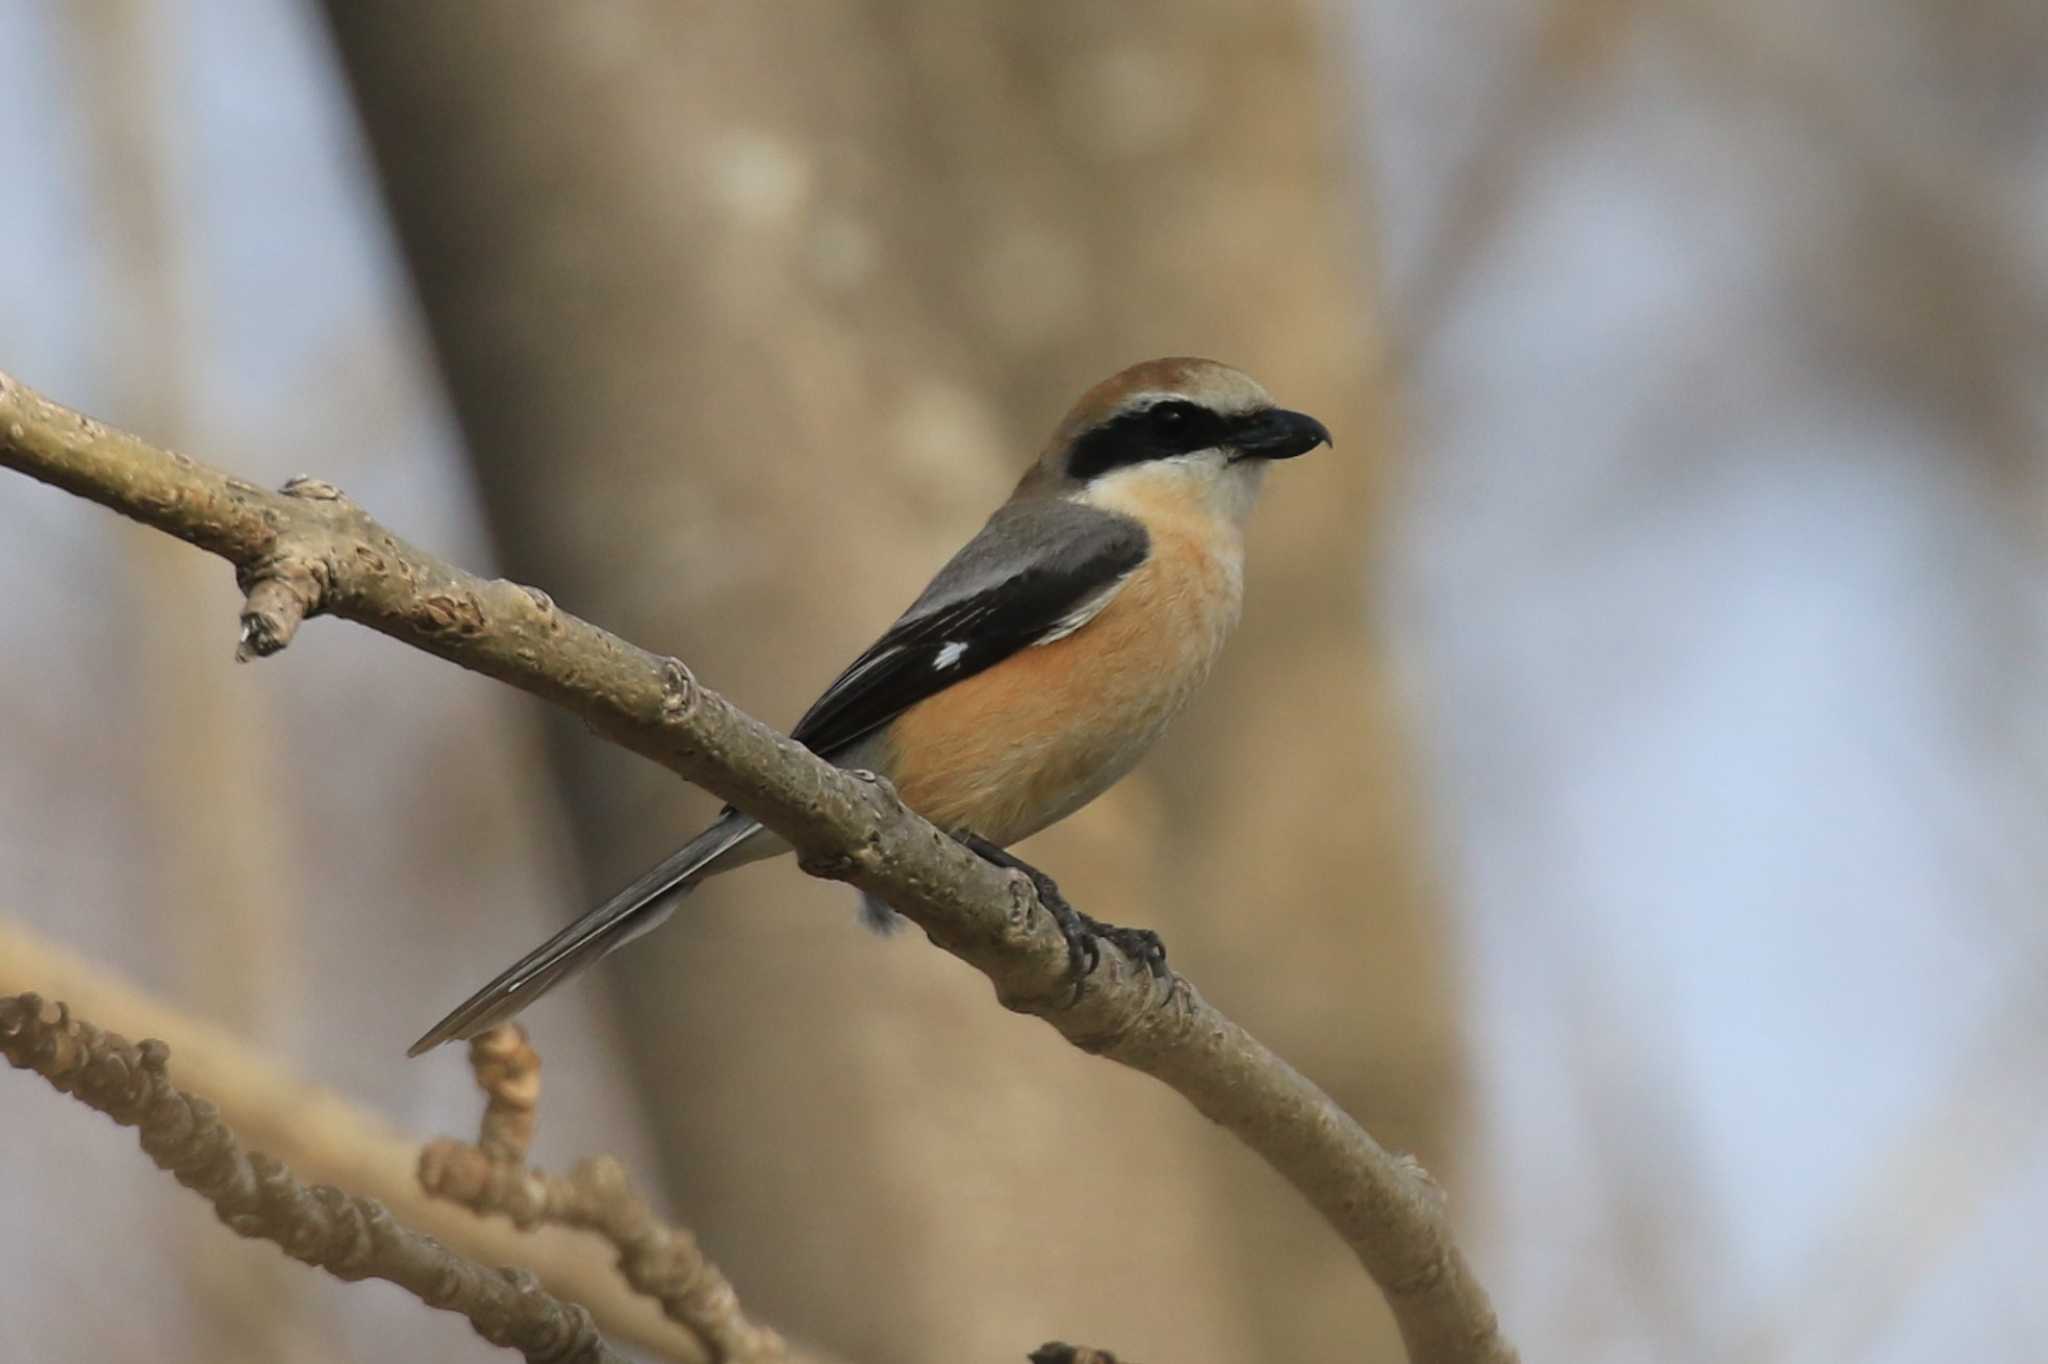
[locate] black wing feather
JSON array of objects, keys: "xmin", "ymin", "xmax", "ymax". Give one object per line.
[{"xmin": 790, "ymin": 518, "xmax": 1147, "ymax": 760}]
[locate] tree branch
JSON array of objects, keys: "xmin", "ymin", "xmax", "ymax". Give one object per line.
[
  {"xmin": 420, "ymin": 1027, "xmax": 787, "ymax": 1363},
  {"xmin": 0, "ymin": 369, "xmax": 1515, "ymax": 1364},
  {"xmin": 0, "ymin": 919, "xmax": 716, "ymax": 1362},
  {"xmin": 0, "ymin": 991, "xmax": 624, "ymax": 1364}
]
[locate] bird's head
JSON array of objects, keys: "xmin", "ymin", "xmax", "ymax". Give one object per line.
[{"xmin": 1028, "ymin": 357, "xmax": 1332, "ymax": 526}]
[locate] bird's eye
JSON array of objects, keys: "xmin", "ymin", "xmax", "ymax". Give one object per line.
[{"xmin": 1069, "ymin": 399, "xmax": 1215, "ymax": 478}]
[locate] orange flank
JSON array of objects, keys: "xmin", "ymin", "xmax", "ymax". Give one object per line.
[{"xmin": 886, "ymin": 494, "xmax": 1242, "ymax": 845}]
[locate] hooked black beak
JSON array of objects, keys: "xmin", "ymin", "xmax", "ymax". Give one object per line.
[{"xmin": 1230, "ymin": 407, "xmax": 1333, "ymax": 462}]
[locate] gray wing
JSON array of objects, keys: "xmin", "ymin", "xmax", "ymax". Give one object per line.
[{"xmin": 788, "ymin": 499, "xmax": 1147, "ymax": 760}]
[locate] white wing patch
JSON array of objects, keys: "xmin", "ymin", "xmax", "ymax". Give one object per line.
[
  {"xmin": 933, "ymin": 640, "xmax": 968, "ymax": 669},
  {"xmin": 1033, "ymin": 570, "xmax": 1136, "ymax": 647}
]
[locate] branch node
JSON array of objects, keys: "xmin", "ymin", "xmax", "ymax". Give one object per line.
[
  {"xmin": 660, "ymin": 657, "xmax": 698, "ymax": 721},
  {"xmin": 469, "ymin": 1023, "xmax": 542, "ymax": 1163},
  {"xmin": 236, "ymin": 554, "xmax": 330, "ymax": 661},
  {"xmin": 847, "ymin": 768, "xmax": 911, "ymax": 826},
  {"xmin": 521, "ymin": 583, "xmax": 564, "ymax": 630},
  {"xmin": 999, "ymin": 871, "xmax": 1038, "ymax": 938},
  {"xmin": 279, "ymin": 474, "xmax": 346, "ymax": 502}
]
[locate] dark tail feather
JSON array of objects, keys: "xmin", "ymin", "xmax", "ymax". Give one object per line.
[{"xmin": 407, "ymin": 811, "xmax": 764, "ymax": 1056}]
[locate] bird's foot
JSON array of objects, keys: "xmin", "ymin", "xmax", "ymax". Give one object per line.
[
  {"xmin": 955, "ymin": 833, "xmax": 1169, "ymax": 996},
  {"xmin": 1076, "ymin": 914, "xmax": 1169, "ymax": 980}
]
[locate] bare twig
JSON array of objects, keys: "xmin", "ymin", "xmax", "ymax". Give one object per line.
[
  {"xmin": 0, "ymin": 920, "xmax": 716, "ymax": 1362},
  {"xmin": 0, "ymin": 991, "xmax": 624, "ymax": 1364},
  {"xmin": 0, "ymin": 370, "xmax": 1514, "ymax": 1364},
  {"xmin": 465, "ymin": 1025, "xmax": 543, "ymax": 1164},
  {"xmin": 421, "ymin": 1026, "xmax": 786, "ymax": 1363}
]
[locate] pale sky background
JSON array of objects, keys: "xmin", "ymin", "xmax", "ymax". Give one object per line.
[{"xmin": 1353, "ymin": 3, "xmax": 2048, "ymax": 1359}]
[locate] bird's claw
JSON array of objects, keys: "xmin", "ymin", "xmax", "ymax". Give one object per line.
[
  {"xmin": 993, "ymin": 853, "xmax": 1096, "ymax": 999},
  {"xmin": 1084, "ymin": 919, "xmax": 1169, "ymax": 979},
  {"xmin": 952, "ymin": 830, "xmax": 1167, "ymax": 1002},
  {"xmin": 1033, "ymin": 879, "xmax": 1100, "ymax": 992}
]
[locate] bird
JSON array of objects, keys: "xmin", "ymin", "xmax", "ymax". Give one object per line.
[{"xmin": 408, "ymin": 357, "xmax": 1330, "ymax": 1056}]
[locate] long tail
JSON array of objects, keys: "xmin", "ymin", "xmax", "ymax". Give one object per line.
[{"xmin": 407, "ymin": 810, "xmax": 766, "ymax": 1055}]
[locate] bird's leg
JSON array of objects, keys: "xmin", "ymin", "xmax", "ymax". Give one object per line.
[
  {"xmin": 957, "ymin": 832, "xmax": 1096, "ymax": 981},
  {"xmin": 954, "ymin": 833, "xmax": 1170, "ymax": 987},
  {"xmin": 1080, "ymin": 917, "xmax": 1168, "ymax": 979}
]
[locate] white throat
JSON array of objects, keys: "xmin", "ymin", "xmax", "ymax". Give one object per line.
[{"xmin": 1074, "ymin": 450, "xmax": 1269, "ymax": 533}]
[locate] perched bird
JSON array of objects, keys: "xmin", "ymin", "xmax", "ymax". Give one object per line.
[{"xmin": 409, "ymin": 357, "xmax": 1330, "ymax": 1055}]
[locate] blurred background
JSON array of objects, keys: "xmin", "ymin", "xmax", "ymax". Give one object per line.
[{"xmin": 1, "ymin": 2, "xmax": 2043, "ymax": 1362}]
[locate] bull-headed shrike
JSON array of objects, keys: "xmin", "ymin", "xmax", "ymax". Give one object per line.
[{"xmin": 410, "ymin": 357, "xmax": 1330, "ymax": 1055}]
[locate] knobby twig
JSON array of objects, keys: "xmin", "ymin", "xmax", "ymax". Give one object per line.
[
  {"xmin": 468, "ymin": 1024, "xmax": 544, "ymax": 1162},
  {"xmin": 0, "ymin": 920, "xmax": 716, "ymax": 1362},
  {"xmin": 0, "ymin": 992, "xmax": 623, "ymax": 1364},
  {"xmin": 0, "ymin": 370, "xmax": 1514, "ymax": 1364},
  {"xmin": 420, "ymin": 1026, "xmax": 786, "ymax": 1363}
]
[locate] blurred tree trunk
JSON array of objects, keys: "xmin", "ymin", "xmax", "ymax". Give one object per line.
[
  {"xmin": 62, "ymin": 4, "xmax": 313, "ymax": 1361},
  {"xmin": 323, "ymin": 4, "xmax": 1459, "ymax": 1359}
]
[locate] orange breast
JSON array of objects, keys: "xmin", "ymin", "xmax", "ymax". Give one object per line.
[{"xmin": 882, "ymin": 519, "xmax": 1242, "ymax": 845}]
